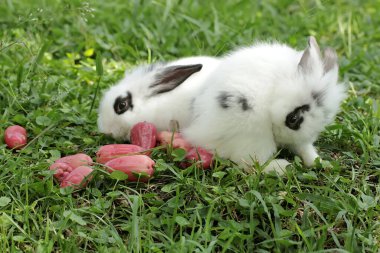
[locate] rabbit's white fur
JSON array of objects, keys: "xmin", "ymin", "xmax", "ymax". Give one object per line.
[
  {"xmin": 183, "ymin": 37, "xmax": 346, "ymax": 173},
  {"xmin": 98, "ymin": 56, "xmax": 219, "ymax": 140}
]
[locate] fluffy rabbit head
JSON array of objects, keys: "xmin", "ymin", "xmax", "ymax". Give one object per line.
[
  {"xmin": 271, "ymin": 37, "xmax": 346, "ymax": 148},
  {"xmin": 98, "ymin": 57, "xmax": 218, "ymax": 140}
]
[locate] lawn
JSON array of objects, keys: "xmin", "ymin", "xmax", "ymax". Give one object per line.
[{"xmin": 0, "ymin": 0, "xmax": 379, "ymax": 252}]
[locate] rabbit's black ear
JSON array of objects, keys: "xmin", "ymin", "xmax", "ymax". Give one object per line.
[
  {"xmin": 298, "ymin": 36, "xmax": 322, "ymax": 74},
  {"xmin": 149, "ymin": 64, "xmax": 202, "ymax": 96}
]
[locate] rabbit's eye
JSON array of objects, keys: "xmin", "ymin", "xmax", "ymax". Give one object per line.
[
  {"xmin": 114, "ymin": 92, "xmax": 133, "ymax": 115},
  {"xmin": 119, "ymin": 102, "xmax": 127, "ymax": 109},
  {"xmin": 289, "ymin": 115, "xmax": 299, "ymax": 123},
  {"xmin": 285, "ymin": 112, "xmax": 303, "ymax": 130},
  {"xmin": 285, "ymin": 104, "xmax": 310, "ymax": 130}
]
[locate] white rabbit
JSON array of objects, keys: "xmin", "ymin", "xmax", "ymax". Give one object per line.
[
  {"xmin": 98, "ymin": 56, "xmax": 220, "ymax": 140},
  {"xmin": 182, "ymin": 37, "xmax": 346, "ymax": 174}
]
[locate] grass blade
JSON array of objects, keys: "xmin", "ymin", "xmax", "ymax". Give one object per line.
[{"xmin": 89, "ymin": 52, "xmax": 103, "ymax": 115}]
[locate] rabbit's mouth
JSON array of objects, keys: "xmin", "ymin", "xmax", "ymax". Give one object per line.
[
  {"xmin": 272, "ymin": 123, "xmax": 301, "ymax": 147},
  {"xmin": 104, "ymin": 125, "xmax": 131, "ymax": 141}
]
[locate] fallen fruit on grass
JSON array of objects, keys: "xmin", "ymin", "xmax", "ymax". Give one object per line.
[
  {"xmin": 157, "ymin": 131, "xmax": 192, "ymax": 151},
  {"xmin": 157, "ymin": 131, "xmax": 181, "ymax": 144},
  {"xmin": 49, "ymin": 162, "xmax": 74, "ymax": 181},
  {"xmin": 96, "ymin": 144, "xmax": 145, "ymax": 164},
  {"xmin": 130, "ymin": 122, "xmax": 157, "ymax": 150},
  {"xmin": 172, "ymin": 137, "xmax": 193, "ymax": 152},
  {"xmin": 60, "ymin": 166, "xmax": 93, "ymax": 188},
  {"xmin": 184, "ymin": 147, "xmax": 213, "ymax": 169},
  {"xmin": 50, "ymin": 153, "xmax": 92, "ymax": 182},
  {"xmin": 4, "ymin": 125, "xmax": 27, "ymax": 149},
  {"xmin": 105, "ymin": 155, "xmax": 155, "ymax": 182},
  {"xmin": 55, "ymin": 153, "xmax": 93, "ymax": 169},
  {"xmin": 55, "ymin": 153, "xmax": 92, "ymax": 169}
]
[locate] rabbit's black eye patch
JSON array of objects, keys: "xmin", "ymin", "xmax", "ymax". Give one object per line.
[
  {"xmin": 114, "ymin": 91, "xmax": 133, "ymax": 115},
  {"xmin": 285, "ymin": 104, "xmax": 310, "ymax": 130}
]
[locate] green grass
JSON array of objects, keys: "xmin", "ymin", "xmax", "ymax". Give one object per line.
[{"xmin": 1, "ymin": 0, "xmax": 379, "ymax": 252}]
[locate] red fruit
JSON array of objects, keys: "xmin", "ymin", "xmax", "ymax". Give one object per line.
[
  {"xmin": 4, "ymin": 125, "xmax": 27, "ymax": 149},
  {"xmin": 105, "ymin": 155, "xmax": 155, "ymax": 182},
  {"xmin": 130, "ymin": 122, "xmax": 157, "ymax": 150},
  {"xmin": 96, "ymin": 144, "xmax": 145, "ymax": 164},
  {"xmin": 157, "ymin": 131, "xmax": 181, "ymax": 144},
  {"xmin": 157, "ymin": 131, "xmax": 192, "ymax": 151},
  {"xmin": 55, "ymin": 153, "xmax": 93, "ymax": 169},
  {"xmin": 60, "ymin": 166, "xmax": 93, "ymax": 189},
  {"xmin": 49, "ymin": 162, "xmax": 74, "ymax": 181},
  {"xmin": 184, "ymin": 147, "xmax": 213, "ymax": 169},
  {"xmin": 172, "ymin": 137, "xmax": 193, "ymax": 152},
  {"xmin": 49, "ymin": 154, "xmax": 92, "ymax": 183}
]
